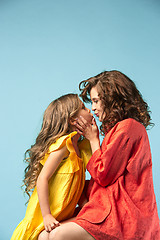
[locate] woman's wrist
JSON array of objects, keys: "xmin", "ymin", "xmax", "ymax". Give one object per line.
[{"xmin": 90, "ymin": 138, "xmax": 100, "ymax": 153}]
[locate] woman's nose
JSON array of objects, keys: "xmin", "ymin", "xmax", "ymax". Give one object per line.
[{"xmin": 92, "ymin": 104, "xmax": 95, "ymax": 111}]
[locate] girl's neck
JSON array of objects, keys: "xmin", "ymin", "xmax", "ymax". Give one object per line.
[
  {"xmin": 72, "ymin": 132, "xmax": 80, "ymax": 144},
  {"xmin": 70, "ymin": 126, "xmax": 81, "ymax": 143},
  {"xmin": 71, "ymin": 133, "xmax": 81, "ymax": 158}
]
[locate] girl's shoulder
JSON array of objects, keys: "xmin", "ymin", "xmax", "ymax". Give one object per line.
[
  {"xmin": 40, "ymin": 132, "xmax": 77, "ymax": 166},
  {"xmin": 48, "ymin": 132, "xmax": 77, "ymax": 154}
]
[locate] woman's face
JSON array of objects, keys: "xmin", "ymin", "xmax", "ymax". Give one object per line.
[
  {"xmin": 90, "ymin": 86, "xmax": 105, "ymax": 122},
  {"xmin": 76, "ymin": 101, "xmax": 93, "ymax": 123}
]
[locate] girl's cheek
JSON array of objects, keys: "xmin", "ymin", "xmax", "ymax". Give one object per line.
[{"xmin": 88, "ymin": 115, "xmax": 93, "ymax": 123}]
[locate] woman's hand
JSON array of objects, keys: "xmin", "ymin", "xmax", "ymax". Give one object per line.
[
  {"xmin": 43, "ymin": 213, "xmax": 60, "ymax": 232},
  {"xmin": 75, "ymin": 116, "xmax": 100, "ymax": 153},
  {"xmin": 75, "ymin": 116, "xmax": 98, "ymax": 140}
]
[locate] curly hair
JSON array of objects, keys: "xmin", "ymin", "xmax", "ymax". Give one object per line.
[
  {"xmin": 79, "ymin": 70, "xmax": 153, "ymax": 133},
  {"xmin": 23, "ymin": 94, "xmax": 82, "ymax": 199}
]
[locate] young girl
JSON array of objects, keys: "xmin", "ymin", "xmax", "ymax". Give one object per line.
[
  {"xmin": 43, "ymin": 70, "xmax": 160, "ymax": 240},
  {"xmin": 11, "ymin": 93, "xmax": 93, "ymax": 240}
]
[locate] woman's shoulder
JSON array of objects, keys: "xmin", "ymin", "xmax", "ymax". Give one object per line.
[
  {"xmin": 116, "ymin": 118, "xmax": 146, "ymax": 132},
  {"xmin": 105, "ymin": 118, "xmax": 147, "ymax": 142}
]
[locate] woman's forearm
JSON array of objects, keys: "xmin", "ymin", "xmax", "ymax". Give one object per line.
[{"xmin": 89, "ymin": 138, "xmax": 100, "ymax": 154}]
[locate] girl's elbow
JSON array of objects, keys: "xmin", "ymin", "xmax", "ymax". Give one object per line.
[
  {"xmin": 36, "ymin": 175, "xmax": 41, "ymax": 188},
  {"xmin": 36, "ymin": 175, "xmax": 47, "ymax": 188}
]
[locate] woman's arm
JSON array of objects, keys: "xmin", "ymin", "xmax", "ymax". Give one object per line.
[
  {"xmin": 37, "ymin": 145, "xmax": 69, "ymax": 232},
  {"xmin": 75, "ymin": 117, "xmax": 135, "ymax": 187}
]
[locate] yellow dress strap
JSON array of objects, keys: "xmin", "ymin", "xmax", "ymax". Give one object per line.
[{"xmin": 40, "ymin": 131, "xmax": 77, "ymax": 166}]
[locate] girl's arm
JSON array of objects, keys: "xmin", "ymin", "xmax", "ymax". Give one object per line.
[{"xmin": 37, "ymin": 145, "xmax": 69, "ymax": 232}]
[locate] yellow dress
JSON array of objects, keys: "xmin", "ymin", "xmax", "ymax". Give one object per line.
[{"xmin": 11, "ymin": 132, "xmax": 91, "ymax": 240}]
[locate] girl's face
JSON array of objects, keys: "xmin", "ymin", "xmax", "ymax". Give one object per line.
[
  {"xmin": 76, "ymin": 101, "xmax": 93, "ymax": 123},
  {"xmin": 90, "ymin": 86, "xmax": 105, "ymax": 122}
]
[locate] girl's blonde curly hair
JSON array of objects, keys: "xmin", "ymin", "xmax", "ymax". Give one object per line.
[{"xmin": 23, "ymin": 94, "xmax": 82, "ymax": 199}]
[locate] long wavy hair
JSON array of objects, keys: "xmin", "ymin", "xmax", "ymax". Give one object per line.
[
  {"xmin": 23, "ymin": 94, "xmax": 82, "ymax": 199},
  {"xmin": 79, "ymin": 70, "xmax": 153, "ymax": 133}
]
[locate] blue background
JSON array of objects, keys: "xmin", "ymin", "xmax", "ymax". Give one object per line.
[{"xmin": 0, "ymin": 1, "xmax": 160, "ymax": 239}]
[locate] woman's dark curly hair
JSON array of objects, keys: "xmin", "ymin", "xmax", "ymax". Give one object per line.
[{"xmin": 79, "ymin": 70, "xmax": 153, "ymax": 133}]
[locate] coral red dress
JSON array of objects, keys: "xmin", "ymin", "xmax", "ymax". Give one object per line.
[{"xmin": 74, "ymin": 118, "xmax": 160, "ymax": 240}]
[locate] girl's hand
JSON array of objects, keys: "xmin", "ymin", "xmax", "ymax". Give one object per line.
[{"xmin": 43, "ymin": 214, "xmax": 60, "ymax": 232}]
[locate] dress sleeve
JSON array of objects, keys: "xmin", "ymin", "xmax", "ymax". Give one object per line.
[
  {"xmin": 40, "ymin": 132, "xmax": 77, "ymax": 166},
  {"xmin": 87, "ymin": 122, "xmax": 136, "ymax": 187}
]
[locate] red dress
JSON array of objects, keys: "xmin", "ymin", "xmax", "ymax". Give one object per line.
[{"xmin": 73, "ymin": 118, "xmax": 160, "ymax": 240}]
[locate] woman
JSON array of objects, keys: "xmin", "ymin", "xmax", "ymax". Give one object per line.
[{"xmin": 39, "ymin": 71, "xmax": 160, "ymax": 240}]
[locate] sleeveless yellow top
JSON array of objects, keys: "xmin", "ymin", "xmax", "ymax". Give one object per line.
[{"xmin": 11, "ymin": 132, "xmax": 91, "ymax": 240}]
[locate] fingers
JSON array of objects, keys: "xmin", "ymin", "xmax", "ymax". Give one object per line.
[
  {"xmin": 73, "ymin": 119, "xmax": 85, "ymax": 135},
  {"xmin": 45, "ymin": 221, "xmax": 60, "ymax": 232},
  {"xmin": 92, "ymin": 117, "xmax": 96, "ymax": 124},
  {"xmin": 74, "ymin": 122, "xmax": 87, "ymax": 137},
  {"xmin": 74, "ymin": 116, "xmax": 97, "ymax": 138},
  {"xmin": 75, "ymin": 116, "xmax": 90, "ymax": 129},
  {"xmin": 76, "ymin": 117, "xmax": 86, "ymax": 129}
]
